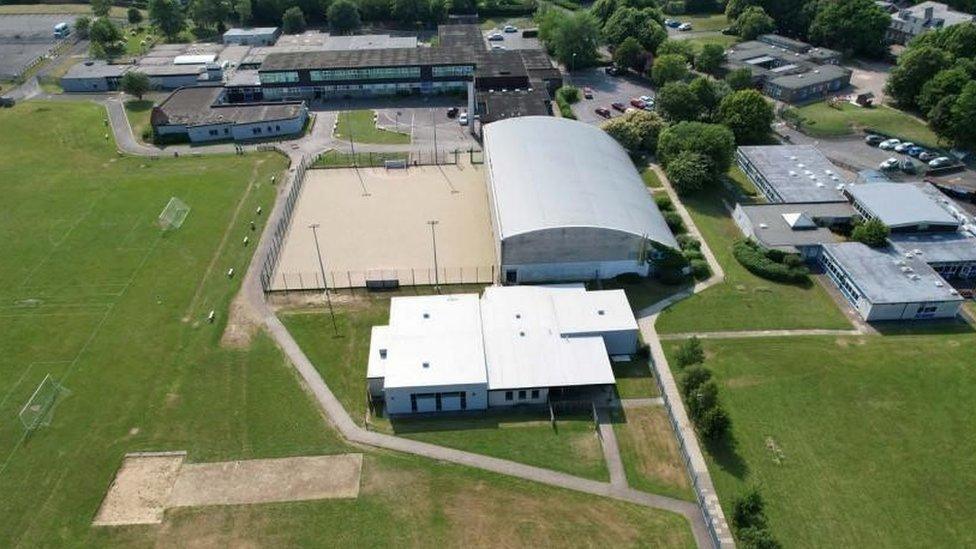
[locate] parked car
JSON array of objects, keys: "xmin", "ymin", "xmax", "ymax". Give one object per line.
[
  {"xmin": 678, "ymin": 22, "xmax": 692, "ymax": 31},
  {"xmin": 503, "ymin": 25, "xmax": 518, "ymax": 33},
  {"xmin": 864, "ymin": 134, "xmax": 884, "ymax": 146},
  {"xmin": 611, "ymin": 102, "xmax": 626, "ymax": 112},
  {"xmin": 928, "ymin": 156, "xmax": 953, "ymax": 168},
  {"xmin": 639, "ymin": 95, "xmax": 653, "ymax": 104},
  {"xmin": 907, "ymin": 146, "xmax": 925, "ymax": 157},
  {"xmin": 605, "ymin": 65, "xmax": 621, "ymax": 76},
  {"xmin": 487, "ymin": 33, "xmax": 504, "ymax": 41},
  {"xmin": 879, "ymin": 157, "xmax": 900, "ymax": 170},
  {"xmin": 901, "ymin": 158, "xmax": 918, "ymax": 174},
  {"xmin": 595, "ymin": 107, "xmax": 611, "ymax": 118},
  {"xmin": 458, "ymin": 112, "xmax": 468, "ymax": 126},
  {"xmin": 919, "ymin": 151, "xmax": 938, "ymax": 162},
  {"xmin": 583, "ymin": 87, "xmax": 594, "ymax": 99},
  {"xmin": 630, "ymin": 98, "xmax": 645, "ymax": 108},
  {"xmin": 960, "ymin": 289, "xmax": 974, "ymax": 299},
  {"xmin": 894, "ymin": 141, "xmax": 914, "ymax": 153},
  {"xmin": 665, "ymin": 19, "xmax": 680, "ymax": 28},
  {"xmin": 446, "ymin": 107, "xmax": 459, "ymax": 118},
  {"xmin": 491, "ymin": 44, "xmax": 506, "ymax": 50},
  {"xmin": 879, "ymin": 138, "xmax": 900, "ymax": 150}
]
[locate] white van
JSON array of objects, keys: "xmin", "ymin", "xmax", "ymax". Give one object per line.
[{"xmin": 54, "ymin": 22, "xmax": 70, "ymax": 38}]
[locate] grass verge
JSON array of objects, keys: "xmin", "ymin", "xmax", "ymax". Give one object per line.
[
  {"xmin": 614, "ymin": 406, "xmax": 694, "ymax": 501},
  {"xmin": 790, "ymin": 102, "xmax": 939, "ymax": 146},
  {"xmin": 312, "ymin": 149, "xmax": 408, "ymax": 168},
  {"xmin": 334, "ymin": 109, "xmax": 410, "ymax": 145}
]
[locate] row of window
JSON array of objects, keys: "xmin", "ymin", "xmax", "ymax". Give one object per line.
[
  {"xmin": 260, "ymin": 71, "xmax": 299, "ymax": 84},
  {"xmin": 310, "ymin": 67, "xmax": 421, "ymax": 82},
  {"xmin": 410, "ymin": 391, "xmax": 467, "ymax": 412},
  {"xmin": 432, "ymin": 65, "xmax": 474, "ymax": 78},
  {"xmin": 504, "ymin": 389, "xmax": 540, "ymax": 401}
]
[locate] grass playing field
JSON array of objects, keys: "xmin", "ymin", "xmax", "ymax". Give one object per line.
[
  {"xmin": 665, "ymin": 333, "xmax": 976, "ymax": 547},
  {"xmin": 791, "ymin": 102, "xmax": 940, "ymax": 146},
  {"xmin": 655, "ymin": 180, "xmax": 851, "ymax": 333},
  {"xmin": 0, "ymin": 101, "xmax": 698, "ymax": 545},
  {"xmin": 334, "ymin": 109, "xmax": 411, "ymax": 145}
]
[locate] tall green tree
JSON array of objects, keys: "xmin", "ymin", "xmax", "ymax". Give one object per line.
[
  {"xmin": 89, "ymin": 17, "xmax": 124, "ymax": 59},
  {"xmin": 885, "ymin": 46, "xmax": 954, "ymax": 109},
  {"xmin": 127, "ymin": 7, "xmax": 144, "ymax": 25},
  {"xmin": 689, "ymin": 75, "xmax": 728, "ymax": 118},
  {"xmin": 949, "ymin": 82, "xmax": 976, "ymax": 150},
  {"xmin": 717, "ymin": 89, "xmax": 774, "ymax": 144},
  {"xmin": 695, "ymin": 43, "xmax": 725, "ymax": 74},
  {"xmin": 612, "ymin": 37, "xmax": 645, "ymax": 72},
  {"xmin": 918, "ymin": 68, "xmax": 970, "ymax": 115},
  {"xmin": 651, "ymin": 53, "xmax": 688, "ymax": 86},
  {"xmin": 91, "ymin": 0, "xmax": 112, "ymax": 18},
  {"xmin": 851, "ymin": 218, "xmax": 890, "ymax": 248},
  {"xmin": 656, "ymin": 81, "xmax": 703, "ymax": 122},
  {"xmin": 328, "ymin": 0, "xmax": 361, "ymax": 33},
  {"xmin": 282, "ymin": 6, "xmax": 306, "ymax": 33},
  {"xmin": 656, "ymin": 39, "xmax": 695, "ymax": 62},
  {"xmin": 667, "ymin": 151, "xmax": 713, "ymax": 194},
  {"xmin": 539, "ymin": 10, "xmax": 601, "ymax": 69},
  {"xmin": 603, "ymin": 7, "xmax": 666, "ymax": 51},
  {"xmin": 149, "ymin": 0, "xmax": 186, "ymax": 39},
  {"xmin": 234, "ymin": 0, "xmax": 252, "ymax": 24},
  {"xmin": 74, "ymin": 15, "xmax": 92, "ymax": 38},
  {"xmin": 735, "ymin": 5, "xmax": 774, "ymax": 40},
  {"xmin": 725, "ymin": 67, "xmax": 753, "ymax": 91},
  {"xmin": 657, "ymin": 121, "xmax": 736, "ymax": 175},
  {"xmin": 190, "ymin": 0, "xmax": 232, "ymax": 30},
  {"xmin": 121, "ymin": 71, "xmax": 152, "ymax": 99},
  {"xmin": 808, "ymin": 0, "xmax": 890, "ymax": 58},
  {"xmin": 910, "ymin": 21, "xmax": 976, "ymax": 59}
]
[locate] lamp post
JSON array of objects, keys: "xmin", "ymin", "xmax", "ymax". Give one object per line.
[
  {"xmin": 309, "ymin": 223, "xmax": 338, "ymax": 336},
  {"xmin": 427, "ymin": 220, "xmax": 440, "ymax": 293}
]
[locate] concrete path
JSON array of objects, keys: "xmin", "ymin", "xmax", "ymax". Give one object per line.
[
  {"xmin": 621, "ymin": 397, "xmax": 664, "ymax": 408},
  {"xmin": 658, "ymin": 328, "xmax": 863, "ymax": 340},
  {"xmin": 595, "ymin": 407, "xmax": 628, "ymax": 488}
]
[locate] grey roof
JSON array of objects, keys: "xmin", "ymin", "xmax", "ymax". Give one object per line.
[
  {"xmin": 891, "ymin": 231, "xmax": 976, "ymax": 264},
  {"xmin": 483, "ymin": 116, "xmax": 678, "ymax": 249},
  {"xmin": 62, "ymin": 60, "xmax": 129, "ymax": 79},
  {"xmin": 855, "ymin": 169, "xmax": 892, "ymax": 185},
  {"xmin": 477, "ymin": 88, "xmax": 551, "ymax": 123},
  {"xmin": 226, "ymin": 69, "xmax": 261, "ymax": 87},
  {"xmin": 224, "ymin": 27, "xmax": 278, "ymax": 36},
  {"xmin": 768, "ymin": 64, "xmax": 850, "ymax": 90},
  {"xmin": 738, "ymin": 145, "xmax": 850, "ymax": 203},
  {"xmin": 847, "ymin": 183, "xmax": 960, "ymax": 229},
  {"xmin": 138, "ymin": 64, "xmax": 209, "ymax": 76},
  {"xmin": 154, "ymin": 86, "xmax": 304, "ymax": 127},
  {"xmin": 736, "ymin": 202, "xmax": 854, "ymax": 252},
  {"xmin": 894, "ymin": 1, "xmax": 974, "ymax": 26},
  {"xmin": 822, "ymin": 242, "xmax": 963, "ymax": 304},
  {"xmin": 260, "ymin": 47, "xmax": 472, "ymax": 71}
]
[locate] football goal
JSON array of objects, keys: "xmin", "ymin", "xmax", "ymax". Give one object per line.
[
  {"xmin": 157, "ymin": 197, "xmax": 190, "ymax": 231},
  {"xmin": 19, "ymin": 374, "xmax": 68, "ymax": 432}
]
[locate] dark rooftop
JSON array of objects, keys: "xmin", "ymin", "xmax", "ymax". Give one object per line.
[
  {"xmin": 259, "ymin": 47, "xmax": 475, "ymax": 71},
  {"xmin": 477, "ymin": 87, "xmax": 552, "ymax": 124},
  {"xmin": 153, "ymin": 86, "xmax": 305, "ymax": 127}
]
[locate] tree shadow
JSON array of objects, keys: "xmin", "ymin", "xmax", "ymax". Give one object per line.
[{"xmin": 703, "ymin": 431, "xmax": 750, "ymax": 480}]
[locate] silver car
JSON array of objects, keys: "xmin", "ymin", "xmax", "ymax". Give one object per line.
[{"xmin": 879, "ymin": 139, "xmax": 900, "ymax": 150}]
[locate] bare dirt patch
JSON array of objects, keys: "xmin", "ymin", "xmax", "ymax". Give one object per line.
[
  {"xmin": 220, "ymin": 293, "xmax": 260, "ymax": 349},
  {"xmin": 93, "ymin": 453, "xmax": 185, "ymax": 526}
]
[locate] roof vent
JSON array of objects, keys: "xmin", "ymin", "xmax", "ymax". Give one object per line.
[
  {"xmin": 935, "ymin": 281, "xmax": 944, "ymax": 287},
  {"xmin": 914, "ymin": 249, "xmax": 923, "ymax": 255},
  {"xmin": 515, "ymin": 313, "xmax": 521, "ymax": 319},
  {"xmin": 789, "ymin": 170, "xmax": 798, "ymax": 177},
  {"xmin": 422, "ymin": 362, "xmax": 430, "ymax": 368},
  {"xmin": 759, "ymin": 223, "xmax": 769, "ymax": 229},
  {"xmin": 422, "ymin": 312, "xmax": 430, "ymax": 319},
  {"xmin": 379, "ymin": 349, "xmax": 388, "ymax": 359},
  {"xmin": 597, "ymin": 310, "xmax": 605, "ymax": 316},
  {"xmin": 519, "ymin": 331, "xmax": 525, "ymax": 337}
]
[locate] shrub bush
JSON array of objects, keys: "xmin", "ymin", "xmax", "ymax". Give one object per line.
[
  {"xmin": 677, "ymin": 234, "xmax": 701, "ymax": 250},
  {"xmin": 732, "ymin": 240, "xmax": 809, "ymax": 283},
  {"xmin": 663, "ymin": 210, "xmax": 686, "ymax": 233},
  {"xmin": 613, "ymin": 272, "xmax": 644, "ymax": 284},
  {"xmin": 557, "ymin": 85, "xmax": 581, "ymax": 104},
  {"xmin": 654, "ymin": 193, "xmax": 674, "ymax": 210},
  {"xmin": 690, "ymin": 259, "xmax": 711, "ymax": 280},
  {"xmin": 681, "ymin": 364, "xmax": 712, "ymax": 396},
  {"xmin": 674, "ymin": 336, "xmax": 704, "ymax": 368},
  {"xmin": 682, "ymin": 248, "xmax": 704, "ymax": 261},
  {"xmin": 697, "ymin": 404, "xmax": 731, "ymax": 440}
]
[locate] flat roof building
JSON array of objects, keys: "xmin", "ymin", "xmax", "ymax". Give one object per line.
[
  {"xmin": 60, "ymin": 60, "xmax": 129, "ymax": 92},
  {"xmin": 367, "ymin": 285, "xmax": 636, "ymax": 415},
  {"xmin": 723, "ymin": 35, "xmax": 850, "ymax": 103},
  {"xmin": 732, "ymin": 201, "xmax": 854, "ymax": 259},
  {"xmin": 845, "ymin": 183, "xmax": 962, "ymax": 232},
  {"xmin": 223, "ymin": 27, "xmax": 281, "ymax": 46},
  {"xmin": 736, "ymin": 145, "xmax": 851, "ymax": 203},
  {"xmin": 483, "ymin": 117, "xmax": 678, "ymax": 284},
  {"xmin": 886, "ymin": 2, "xmax": 975, "ymax": 45}
]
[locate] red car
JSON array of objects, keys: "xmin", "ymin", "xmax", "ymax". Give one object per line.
[
  {"xmin": 583, "ymin": 87, "xmax": 594, "ymax": 99},
  {"xmin": 611, "ymin": 102, "xmax": 626, "ymax": 112},
  {"xmin": 630, "ymin": 97, "xmax": 645, "ymax": 109},
  {"xmin": 595, "ymin": 107, "xmax": 611, "ymax": 118}
]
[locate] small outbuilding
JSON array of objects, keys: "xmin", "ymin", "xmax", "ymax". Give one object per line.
[{"xmin": 223, "ymin": 27, "xmax": 281, "ymax": 46}]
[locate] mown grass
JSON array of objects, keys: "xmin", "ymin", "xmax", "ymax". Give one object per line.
[
  {"xmin": 614, "ymin": 406, "xmax": 694, "ymax": 501},
  {"xmin": 676, "ymin": 12, "xmax": 729, "ymax": 32},
  {"xmin": 312, "ymin": 149, "xmax": 408, "ymax": 168},
  {"xmin": 665, "ymin": 334, "xmax": 976, "ymax": 547},
  {"xmin": 655, "ymin": 176, "xmax": 850, "ymax": 333},
  {"xmin": 642, "ymin": 165, "xmax": 664, "ymax": 188},
  {"xmin": 334, "ymin": 109, "xmax": 410, "ymax": 145},
  {"xmin": 123, "ymin": 98, "xmax": 154, "ymax": 140},
  {"xmin": 0, "ymin": 3, "xmax": 139, "ymax": 17},
  {"xmin": 612, "ymin": 359, "xmax": 660, "ymax": 399},
  {"xmin": 792, "ymin": 102, "xmax": 940, "ymax": 146}
]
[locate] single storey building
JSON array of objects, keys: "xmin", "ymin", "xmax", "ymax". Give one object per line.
[
  {"xmin": 886, "ymin": 2, "xmax": 975, "ymax": 45},
  {"xmin": 736, "ymin": 145, "xmax": 851, "ymax": 204},
  {"xmin": 223, "ymin": 27, "xmax": 281, "ymax": 46},
  {"xmin": 723, "ymin": 35, "xmax": 850, "ymax": 103},
  {"xmin": 732, "ymin": 201, "xmax": 854, "ymax": 260},
  {"xmin": 60, "ymin": 60, "xmax": 129, "ymax": 92}
]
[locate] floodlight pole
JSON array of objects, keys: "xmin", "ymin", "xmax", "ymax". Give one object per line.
[
  {"xmin": 432, "ymin": 109, "xmax": 438, "ymax": 162},
  {"xmin": 428, "ymin": 219, "xmax": 440, "ymax": 293},
  {"xmin": 310, "ymin": 223, "xmax": 338, "ymax": 336}
]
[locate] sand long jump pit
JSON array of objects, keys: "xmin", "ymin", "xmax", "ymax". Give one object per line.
[
  {"xmin": 93, "ymin": 452, "xmax": 363, "ymax": 526},
  {"xmin": 270, "ymin": 162, "xmax": 497, "ymax": 290}
]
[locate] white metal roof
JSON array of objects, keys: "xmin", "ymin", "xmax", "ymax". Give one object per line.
[
  {"xmin": 482, "ymin": 116, "xmax": 678, "ymax": 249},
  {"xmin": 173, "ymin": 54, "xmax": 217, "ymax": 65},
  {"xmin": 847, "ymin": 183, "xmax": 960, "ymax": 229}
]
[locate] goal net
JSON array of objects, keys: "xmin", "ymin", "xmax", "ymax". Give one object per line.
[
  {"xmin": 157, "ymin": 197, "xmax": 190, "ymax": 231},
  {"xmin": 19, "ymin": 374, "xmax": 67, "ymax": 432}
]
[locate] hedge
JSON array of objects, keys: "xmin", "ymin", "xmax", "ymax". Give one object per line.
[{"xmin": 732, "ymin": 239, "xmax": 809, "ymax": 283}]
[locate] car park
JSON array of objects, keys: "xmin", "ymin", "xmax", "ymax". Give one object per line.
[
  {"xmin": 595, "ymin": 107, "xmax": 611, "ymax": 118},
  {"xmin": 907, "ymin": 146, "xmax": 925, "ymax": 157},
  {"xmin": 928, "ymin": 156, "xmax": 952, "ymax": 168},
  {"xmin": 630, "ymin": 98, "xmax": 645, "ymax": 109},
  {"xmin": 864, "ymin": 134, "xmax": 884, "ymax": 146},
  {"xmin": 503, "ymin": 25, "xmax": 518, "ymax": 33},
  {"xmin": 919, "ymin": 151, "xmax": 938, "ymax": 162},
  {"xmin": 894, "ymin": 142, "xmax": 914, "ymax": 153},
  {"xmin": 583, "ymin": 87, "xmax": 594, "ymax": 99},
  {"xmin": 678, "ymin": 23, "xmax": 692, "ymax": 31},
  {"xmin": 487, "ymin": 33, "xmax": 504, "ymax": 41},
  {"xmin": 611, "ymin": 102, "xmax": 626, "ymax": 112},
  {"xmin": 879, "ymin": 138, "xmax": 900, "ymax": 150},
  {"xmin": 879, "ymin": 157, "xmax": 900, "ymax": 170},
  {"xmin": 901, "ymin": 158, "xmax": 918, "ymax": 174}
]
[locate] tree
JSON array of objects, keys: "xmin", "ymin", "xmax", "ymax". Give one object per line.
[
  {"xmin": 918, "ymin": 68, "xmax": 969, "ymax": 115},
  {"xmin": 539, "ymin": 10, "xmax": 601, "ymax": 69},
  {"xmin": 190, "ymin": 0, "xmax": 233, "ymax": 30},
  {"xmin": 603, "ymin": 7, "xmax": 667, "ymax": 51},
  {"xmin": 656, "ymin": 39, "xmax": 694, "ymax": 62},
  {"xmin": 127, "ymin": 7, "xmax": 144, "ymax": 25},
  {"xmin": 89, "ymin": 18, "xmax": 124, "ymax": 59},
  {"xmin": 149, "ymin": 0, "xmax": 186, "ymax": 39},
  {"xmin": 698, "ymin": 405, "xmax": 730, "ymax": 440},
  {"xmin": 928, "ymin": 95, "xmax": 958, "ymax": 143},
  {"xmin": 808, "ymin": 0, "xmax": 890, "ymax": 58},
  {"xmin": 612, "ymin": 37, "xmax": 645, "ymax": 72},
  {"xmin": 737, "ymin": 526, "xmax": 782, "ymax": 549},
  {"xmin": 427, "ymin": 0, "xmax": 447, "ymax": 25},
  {"xmin": 359, "ymin": 0, "xmax": 391, "ymax": 20},
  {"xmin": 282, "ymin": 6, "xmax": 306, "ymax": 33},
  {"xmin": 450, "ymin": 0, "xmax": 477, "ymax": 13},
  {"xmin": 328, "ymin": 0, "xmax": 361, "ymax": 33},
  {"xmin": 687, "ymin": 379, "xmax": 720, "ymax": 420},
  {"xmin": 724, "ymin": 0, "xmax": 757, "ymax": 20},
  {"xmin": 732, "ymin": 488, "xmax": 768, "ymax": 530},
  {"xmin": 657, "ymin": 121, "xmax": 736, "ymax": 175},
  {"xmin": 392, "ymin": 0, "xmax": 424, "ymax": 25},
  {"xmin": 695, "ymin": 43, "xmax": 725, "ymax": 74},
  {"xmin": 623, "ymin": 109, "xmax": 666, "ymax": 153},
  {"xmin": 689, "ymin": 75, "xmax": 727, "ymax": 118},
  {"xmin": 74, "ymin": 16, "xmax": 92, "ymax": 39},
  {"xmin": 651, "ymin": 53, "xmax": 688, "ymax": 86},
  {"xmin": 726, "ymin": 67, "xmax": 753, "ymax": 91},
  {"xmin": 681, "ymin": 364, "xmax": 713, "ymax": 397},
  {"xmin": 851, "ymin": 218, "xmax": 890, "ymax": 248},
  {"xmin": 717, "ymin": 89, "xmax": 774, "ymax": 144},
  {"xmin": 91, "ymin": 0, "xmax": 112, "ymax": 18},
  {"xmin": 735, "ymin": 6, "xmax": 774, "ymax": 40},
  {"xmin": 602, "ymin": 117, "xmax": 642, "ymax": 152},
  {"xmin": 656, "ymin": 81, "xmax": 703, "ymax": 122},
  {"xmin": 234, "ymin": 0, "xmax": 252, "ymax": 25},
  {"xmin": 121, "ymin": 71, "xmax": 152, "ymax": 99},
  {"xmin": 911, "ymin": 21, "xmax": 976, "ymax": 59},
  {"xmin": 885, "ymin": 46, "xmax": 954, "ymax": 109},
  {"xmin": 949, "ymin": 82, "xmax": 976, "ymax": 150},
  {"xmin": 674, "ymin": 336, "xmax": 705, "ymax": 368},
  {"xmin": 667, "ymin": 150, "xmax": 713, "ymax": 194}
]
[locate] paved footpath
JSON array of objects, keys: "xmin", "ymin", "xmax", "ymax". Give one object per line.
[{"xmin": 595, "ymin": 407, "xmax": 628, "ymax": 488}]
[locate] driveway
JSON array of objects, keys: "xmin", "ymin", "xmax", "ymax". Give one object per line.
[{"xmin": 568, "ymin": 67, "xmax": 656, "ymax": 125}]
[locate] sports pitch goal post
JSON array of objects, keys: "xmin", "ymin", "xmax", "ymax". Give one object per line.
[
  {"xmin": 19, "ymin": 374, "xmax": 68, "ymax": 432},
  {"xmin": 158, "ymin": 197, "xmax": 190, "ymax": 231}
]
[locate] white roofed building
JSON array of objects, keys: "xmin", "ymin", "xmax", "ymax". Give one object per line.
[
  {"xmin": 482, "ymin": 117, "xmax": 678, "ymax": 284},
  {"xmin": 367, "ymin": 285, "xmax": 639, "ymax": 414}
]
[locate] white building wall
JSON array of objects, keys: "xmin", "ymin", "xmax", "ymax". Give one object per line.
[
  {"xmin": 230, "ymin": 109, "xmax": 307, "ymax": 141},
  {"xmin": 504, "ymin": 260, "xmax": 649, "ymax": 284},
  {"xmin": 384, "ymin": 383, "xmax": 488, "ymax": 415},
  {"xmin": 570, "ymin": 329, "xmax": 638, "ymax": 356},
  {"xmin": 488, "ymin": 388, "xmax": 549, "ymax": 407},
  {"xmin": 865, "ymin": 300, "xmax": 962, "ymax": 321}
]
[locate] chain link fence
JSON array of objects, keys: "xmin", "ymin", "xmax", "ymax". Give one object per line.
[
  {"xmin": 259, "ymin": 154, "xmax": 311, "ymax": 292},
  {"xmin": 268, "ymin": 265, "xmax": 498, "ymax": 291}
]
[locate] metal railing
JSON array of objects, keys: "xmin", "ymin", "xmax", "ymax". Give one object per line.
[
  {"xmin": 259, "ymin": 154, "xmax": 310, "ymax": 292},
  {"xmin": 266, "ymin": 265, "xmax": 498, "ymax": 292}
]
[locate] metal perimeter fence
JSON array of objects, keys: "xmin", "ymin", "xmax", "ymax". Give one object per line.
[
  {"xmin": 310, "ymin": 148, "xmax": 484, "ymax": 169},
  {"xmin": 652, "ymin": 361, "xmax": 731, "ymax": 548},
  {"xmin": 267, "ymin": 265, "xmax": 499, "ymax": 291},
  {"xmin": 259, "ymin": 154, "xmax": 311, "ymax": 292}
]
